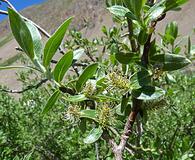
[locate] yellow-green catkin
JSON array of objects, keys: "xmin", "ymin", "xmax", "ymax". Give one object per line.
[
  {"xmin": 98, "ymin": 103, "xmax": 115, "ymax": 128},
  {"xmin": 64, "ymin": 105, "xmax": 81, "ymax": 123},
  {"xmin": 108, "ymin": 71, "xmax": 130, "ymax": 92},
  {"xmin": 83, "ymin": 81, "xmax": 96, "ymax": 97}
]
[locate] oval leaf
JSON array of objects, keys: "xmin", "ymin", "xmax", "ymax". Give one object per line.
[
  {"xmin": 83, "ymin": 127, "xmax": 103, "ymax": 144},
  {"xmin": 53, "ymin": 51, "xmax": 73, "ymax": 82},
  {"xmin": 80, "ymin": 109, "xmax": 98, "ymax": 121},
  {"xmin": 108, "ymin": 5, "xmax": 130, "ymax": 17},
  {"xmin": 43, "ymin": 17, "xmax": 73, "ymax": 67},
  {"xmin": 8, "ymin": 8, "xmax": 34, "ymax": 60},
  {"xmin": 42, "ymin": 90, "xmax": 61, "ymax": 114},
  {"xmin": 115, "ymin": 52, "xmax": 135, "ymax": 64},
  {"xmin": 76, "ymin": 63, "xmax": 98, "ymax": 92},
  {"xmin": 150, "ymin": 53, "xmax": 191, "ymax": 71},
  {"xmin": 147, "ymin": 6, "xmax": 165, "ymax": 21},
  {"xmin": 132, "ymin": 86, "xmax": 165, "ymax": 100},
  {"xmin": 25, "ymin": 20, "xmax": 43, "ymax": 59}
]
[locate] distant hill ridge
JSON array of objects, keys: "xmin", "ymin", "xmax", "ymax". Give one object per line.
[{"xmin": 0, "ymin": 0, "xmax": 106, "ymax": 39}]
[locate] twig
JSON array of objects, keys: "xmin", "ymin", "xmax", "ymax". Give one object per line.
[
  {"xmin": 0, "ymin": 9, "xmax": 8, "ymax": 15},
  {"xmin": 0, "ymin": 0, "xmax": 16, "ymax": 10},
  {"xmin": 118, "ymin": 99, "xmax": 142, "ymax": 157},
  {"xmin": 95, "ymin": 142, "xmax": 100, "ymax": 160},
  {"xmin": 0, "ymin": 79, "xmax": 48, "ymax": 93},
  {"xmin": 85, "ymin": 48, "xmax": 96, "ymax": 62}
]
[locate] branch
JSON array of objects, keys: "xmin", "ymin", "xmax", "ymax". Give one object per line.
[
  {"xmin": 0, "ymin": 9, "xmax": 8, "ymax": 15},
  {"xmin": 0, "ymin": 79, "xmax": 48, "ymax": 93},
  {"xmin": 0, "ymin": 0, "xmax": 16, "ymax": 10},
  {"xmin": 118, "ymin": 99, "xmax": 142, "ymax": 154},
  {"xmin": 102, "ymin": 131, "xmax": 120, "ymax": 159}
]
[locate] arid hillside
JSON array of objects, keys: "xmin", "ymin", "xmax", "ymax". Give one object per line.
[{"xmin": 0, "ymin": 0, "xmax": 195, "ymax": 90}]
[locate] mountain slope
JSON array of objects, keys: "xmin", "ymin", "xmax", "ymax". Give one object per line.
[
  {"xmin": 0, "ymin": 0, "xmax": 194, "ymax": 90},
  {"xmin": 0, "ymin": 0, "xmax": 106, "ymax": 38}
]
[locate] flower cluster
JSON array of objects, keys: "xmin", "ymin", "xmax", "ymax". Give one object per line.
[
  {"xmin": 98, "ymin": 103, "xmax": 115, "ymax": 128},
  {"xmin": 82, "ymin": 81, "xmax": 96, "ymax": 97},
  {"xmin": 108, "ymin": 71, "xmax": 130, "ymax": 92},
  {"xmin": 64, "ymin": 105, "xmax": 81, "ymax": 123}
]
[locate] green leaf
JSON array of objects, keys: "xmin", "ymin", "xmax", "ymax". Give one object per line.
[
  {"xmin": 80, "ymin": 110, "xmax": 98, "ymax": 121},
  {"xmin": 138, "ymin": 29, "xmax": 149, "ymax": 45},
  {"xmin": 76, "ymin": 63, "xmax": 98, "ymax": 92},
  {"xmin": 43, "ymin": 17, "xmax": 73, "ymax": 67},
  {"xmin": 125, "ymin": 11, "xmax": 138, "ymax": 20},
  {"xmin": 150, "ymin": 53, "xmax": 191, "ymax": 71},
  {"xmin": 165, "ymin": 0, "xmax": 188, "ymax": 11},
  {"xmin": 108, "ymin": 5, "xmax": 130, "ymax": 17},
  {"xmin": 53, "ymin": 51, "xmax": 73, "ymax": 82},
  {"xmin": 147, "ymin": 6, "xmax": 165, "ymax": 21},
  {"xmin": 25, "ymin": 20, "xmax": 43, "ymax": 59},
  {"xmin": 8, "ymin": 8, "xmax": 34, "ymax": 60},
  {"xmin": 121, "ymin": 95, "xmax": 130, "ymax": 113},
  {"xmin": 132, "ymin": 86, "xmax": 165, "ymax": 100},
  {"xmin": 115, "ymin": 52, "xmax": 135, "ymax": 64},
  {"xmin": 62, "ymin": 94, "xmax": 87, "ymax": 102},
  {"xmin": 131, "ymin": 69, "xmax": 151, "ymax": 89},
  {"xmin": 42, "ymin": 90, "xmax": 61, "ymax": 114},
  {"xmin": 79, "ymin": 119, "xmax": 87, "ymax": 133},
  {"xmin": 166, "ymin": 73, "xmax": 176, "ymax": 83},
  {"xmin": 164, "ymin": 21, "xmax": 178, "ymax": 44},
  {"xmin": 73, "ymin": 48, "xmax": 85, "ymax": 61},
  {"xmin": 124, "ymin": 0, "xmax": 147, "ymax": 17},
  {"xmin": 83, "ymin": 127, "xmax": 103, "ymax": 144}
]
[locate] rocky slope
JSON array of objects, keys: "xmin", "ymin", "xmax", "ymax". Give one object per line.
[{"xmin": 0, "ymin": 0, "xmax": 194, "ymax": 89}]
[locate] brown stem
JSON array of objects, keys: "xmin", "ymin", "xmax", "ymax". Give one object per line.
[
  {"xmin": 117, "ymin": 99, "xmax": 142, "ymax": 156},
  {"xmin": 0, "ymin": 79, "xmax": 48, "ymax": 93},
  {"xmin": 141, "ymin": 34, "xmax": 152, "ymax": 67}
]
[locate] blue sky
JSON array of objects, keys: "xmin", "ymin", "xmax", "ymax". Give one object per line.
[{"xmin": 0, "ymin": 0, "xmax": 45, "ymax": 21}]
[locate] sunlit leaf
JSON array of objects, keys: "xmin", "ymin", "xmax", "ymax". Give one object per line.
[
  {"xmin": 25, "ymin": 20, "xmax": 43, "ymax": 59},
  {"xmin": 150, "ymin": 53, "xmax": 191, "ymax": 71},
  {"xmin": 80, "ymin": 109, "xmax": 98, "ymax": 121},
  {"xmin": 8, "ymin": 8, "xmax": 34, "ymax": 60},
  {"xmin": 42, "ymin": 90, "xmax": 61, "ymax": 114},
  {"xmin": 83, "ymin": 127, "xmax": 103, "ymax": 144},
  {"xmin": 147, "ymin": 6, "xmax": 165, "ymax": 21},
  {"xmin": 132, "ymin": 86, "xmax": 165, "ymax": 100},
  {"xmin": 76, "ymin": 63, "xmax": 98, "ymax": 92},
  {"xmin": 53, "ymin": 51, "xmax": 73, "ymax": 82},
  {"xmin": 108, "ymin": 5, "xmax": 130, "ymax": 17},
  {"xmin": 43, "ymin": 17, "xmax": 73, "ymax": 67}
]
